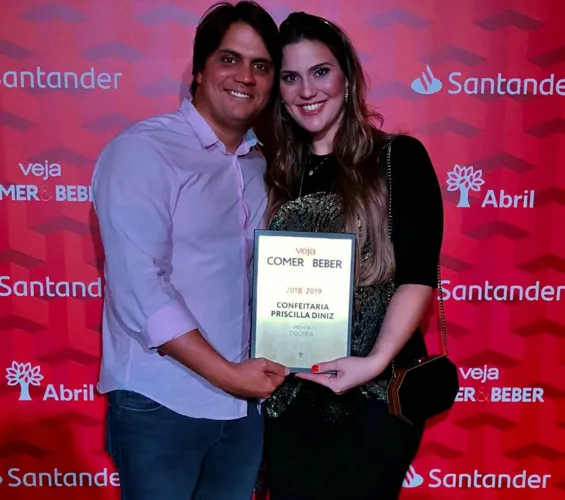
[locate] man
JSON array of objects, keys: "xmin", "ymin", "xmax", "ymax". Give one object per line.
[{"xmin": 91, "ymin": 2, "xmax": 286, "ymax": 498}]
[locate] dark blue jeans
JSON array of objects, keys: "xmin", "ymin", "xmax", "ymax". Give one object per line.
[{"xmin": 106, "ymin": 390, "xmax": 263, "ymax": 500}]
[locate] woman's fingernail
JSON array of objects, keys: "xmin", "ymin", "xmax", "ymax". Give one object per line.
[{"xmin": 312, "ymin": 365, "xmax": 319, "ymax": 373}]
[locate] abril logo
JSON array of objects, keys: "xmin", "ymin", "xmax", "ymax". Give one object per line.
[
  {"xmin": 5, "ymin": 361, "xmax": 43, "ymax": 400},
  {"xmin": 446, "ymin": 165, "xmax": 535, "ymax": 209},
  {"xmin": 446, "ymin": 165, "xmax": 485, "ymax": 208},
  {"xmin": 5, "ymin": 361, "xmax": 95, "ymax": 402},
  {"xmin": 411, "ymin": 66, "xmax": 442, "ymax": 95}
]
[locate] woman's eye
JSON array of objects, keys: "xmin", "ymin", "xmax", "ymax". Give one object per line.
[{"xmin": 282, "ymin": 74, "xmax": 298, "ymax": 82}]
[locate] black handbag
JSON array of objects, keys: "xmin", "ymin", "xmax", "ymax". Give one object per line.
[{"xmin": 383, "ymin": 139, "xmax": 460, "ymax": 426}]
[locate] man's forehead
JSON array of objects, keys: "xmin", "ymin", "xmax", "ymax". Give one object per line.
[{"xmin": 217, "ymin": 23, "xmax": 272, "ymax": 60}]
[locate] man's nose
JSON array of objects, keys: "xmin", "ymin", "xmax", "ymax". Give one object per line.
[{"xmin": 234, "ymin": 64, "xmax": 256, "ymax": 85}]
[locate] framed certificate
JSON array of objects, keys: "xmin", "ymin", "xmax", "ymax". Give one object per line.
[{"xmin": 250, "ymin": 229, "xmax": 355, "ymax": 372}]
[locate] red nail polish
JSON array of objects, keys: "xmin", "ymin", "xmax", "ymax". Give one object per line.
[{"xmin": 312, "ymin": 365, "xmax": 319, "ymax": 373}]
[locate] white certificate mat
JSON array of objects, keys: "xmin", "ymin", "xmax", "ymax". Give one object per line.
[{"xmin": 250, "ymin": 230, "xmax": 355, "ymax": 372}]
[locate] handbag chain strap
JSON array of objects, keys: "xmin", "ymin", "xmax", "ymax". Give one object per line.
[{"xmin": 384, "ymin": 140, "xmax": 449, "ymax": 377}]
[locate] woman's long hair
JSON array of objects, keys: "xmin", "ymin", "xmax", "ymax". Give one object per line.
[{"xmin": 265, "ymin": 12, "xmax": 394, "ymax": 286}]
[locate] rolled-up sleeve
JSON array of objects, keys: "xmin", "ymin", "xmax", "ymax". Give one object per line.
[{"xmin": 92, "ymin": 134, "xmax": 199, "ymax": 349}]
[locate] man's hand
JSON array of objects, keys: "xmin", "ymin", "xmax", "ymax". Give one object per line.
[
  {"xmin": 220, "ymin": 358, "xmax": 289, "ymax": 400},
  {"xmin": 158, "ymin": 330, "xmax": 288, "ymax": 400}
]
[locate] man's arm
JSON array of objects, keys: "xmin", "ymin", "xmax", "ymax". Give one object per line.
[
  {"xmin": 159, "ymin": 331, "xmax": 287, "ymax": 399},
  {"xmin": 92, "ymin": 134, "xmax": 287, "ymax": 398}
]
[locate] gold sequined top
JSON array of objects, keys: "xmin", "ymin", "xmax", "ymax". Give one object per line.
[
  {"xmin": 263, "ymin": 136, "xmax": 443, "ymax": 425},
  {"xmin": 263, "ymin": 191, "xmax": 391, "ymax": 424}
]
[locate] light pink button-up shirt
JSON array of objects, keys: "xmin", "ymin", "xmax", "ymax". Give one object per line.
[{"xmin": 92, "ymin": 98, "xmax": 267, "ymax": 419}]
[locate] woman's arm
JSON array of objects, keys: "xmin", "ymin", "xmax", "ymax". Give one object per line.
[
  {"xmin": 297, "ymin": 135, "xmax": 444, "ymax": 393},
  {"xmin": 366, "ymin": 284, "xmax": 433, "ymax": 369},
  {"xmin": 367, "ymin": 134, "xmax": 443, "ymax": 367}
]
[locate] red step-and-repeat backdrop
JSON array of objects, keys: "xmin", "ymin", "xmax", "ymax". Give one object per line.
[{"xmin": 1, "ymin": 0, "xmax": 565, "ymax": 498}]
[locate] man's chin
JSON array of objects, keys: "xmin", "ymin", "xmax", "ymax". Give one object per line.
[{"xmin": 225, "ymin": 110, "xmax": 259, "ymax": 126}]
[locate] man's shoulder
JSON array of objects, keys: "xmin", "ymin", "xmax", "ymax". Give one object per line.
[{"xmin": 105, "ymin": 107, "xmax": 197, "ymax": 153}]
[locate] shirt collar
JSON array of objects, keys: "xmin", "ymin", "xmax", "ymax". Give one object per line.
[{"xmin": 179, "ymin": 98, "xmax": 262, "ymax": 154}]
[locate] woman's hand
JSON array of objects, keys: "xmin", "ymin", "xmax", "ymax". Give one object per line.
[{"xmin": 295, "ymin": 355, "xmax": 388, "ymax": 395}]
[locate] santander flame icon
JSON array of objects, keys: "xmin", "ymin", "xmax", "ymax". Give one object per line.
[{"xmin": 403, "ymin": 465, "xmax": 424, "ymax": 488}]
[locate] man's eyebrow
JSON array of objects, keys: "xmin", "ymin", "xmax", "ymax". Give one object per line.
[{"xmin": 217, "ymin": 48, "xmax": 273, "ymax": 64}]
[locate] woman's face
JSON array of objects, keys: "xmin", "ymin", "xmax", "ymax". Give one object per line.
[{"xmin": 279, "ymin": 39, "xmax": 347, "ymax": 138}]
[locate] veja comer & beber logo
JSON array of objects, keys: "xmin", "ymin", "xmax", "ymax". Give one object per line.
[{"xmin": 455, "ymin": 365, "xmax": 544, "ymax": 404}]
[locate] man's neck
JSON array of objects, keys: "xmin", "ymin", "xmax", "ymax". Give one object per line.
[
  {"xmin": 193, "ymin": 97, "xmax": 247, "ymax": 154},
  {"xmin": 212, "ymin": 124, "xmax": 246, "ymax": 154}
]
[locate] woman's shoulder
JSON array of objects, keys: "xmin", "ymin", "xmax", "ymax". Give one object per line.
[
  {"xmin": 369, "ymin": 133, "xmax": 430, "ymax": 165},
  {"xmin": 386, "ymin": 134, "xmax": 430, "ymax": 161},
  {"xmin": 373, "ymin": 133, "xmax": 434, "ymax": 178}
]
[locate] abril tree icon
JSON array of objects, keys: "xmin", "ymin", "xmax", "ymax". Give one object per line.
[
  {"xmin": 6, "ymin": 361, "xmax": 44, "ymax": 401},
  {"xmin": 446, "ymin": 165, "xmax": 485, "ymax": 208}
]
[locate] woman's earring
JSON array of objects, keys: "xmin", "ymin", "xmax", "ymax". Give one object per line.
[
  {"xmin": 280, "ymin": 99, "xmax": 287, "ymax": 121},
  {"xmin": 345, "ymin": 85, "xmax": 349, "ymax": 104}
]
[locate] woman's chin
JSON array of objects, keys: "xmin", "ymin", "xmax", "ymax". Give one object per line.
[{"xmin": 294, "ymin": 120, "xmax": 328, "ymax": 136}]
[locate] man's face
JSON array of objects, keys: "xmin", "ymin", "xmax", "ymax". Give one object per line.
[{"xmin": 195, "ymin": 22, "xmax": 275, "ymax": 130}]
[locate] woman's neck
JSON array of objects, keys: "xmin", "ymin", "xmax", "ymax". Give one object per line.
[
  {"xmin": 309, "ymin": 112, "xmax": 342, "ymax": 155},
  {"xmin": 310, "ymin": 137, "xmax": 333, "ymax": 155}
]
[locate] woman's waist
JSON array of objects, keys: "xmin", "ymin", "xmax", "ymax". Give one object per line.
[
  {"xmin": 264, "ymin": 331, "xmax": 426, "ymax": 424},
  {"xmin": 264, "ymin": 375, "xmax": 388, "ymax": 426}
]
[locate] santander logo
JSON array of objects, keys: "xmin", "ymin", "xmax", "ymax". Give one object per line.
[
  {"xmin": 403, "ymin": 465, "xmax": 424, "ymax": 488},
  {"xmin": 411, "ymin": 66, "xmax": 442, "ymax": 95},
  {"xmin": 401, "ymin": 464, "xmax": 551, "ymax": 489},
  {"xmin": 410, "ymin": 65, "xmax": 565, "ymax": 97}
]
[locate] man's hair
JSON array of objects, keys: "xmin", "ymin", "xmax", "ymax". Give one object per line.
[{"xmin": 190, "ymin": 1, "xmax": 280, "ymax": 97}]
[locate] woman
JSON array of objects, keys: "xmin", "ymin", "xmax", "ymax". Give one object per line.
[{"xmin": 261, "ymin": 12, "xmax": 444, "ymax": 500}]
